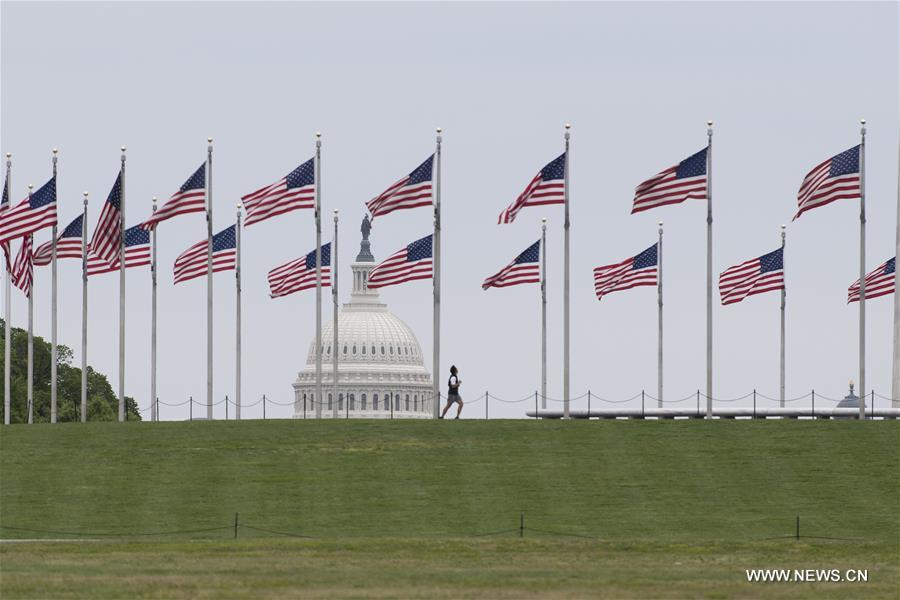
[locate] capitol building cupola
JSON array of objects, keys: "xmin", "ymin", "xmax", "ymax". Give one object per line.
[{"xmin": 292, "ymin": 216, "xmax": 433, "ymax": 418}]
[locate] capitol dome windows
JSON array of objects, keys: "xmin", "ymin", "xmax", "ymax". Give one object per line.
[
  {"xmin": 352, "ymin": 345, "xmax": 357, "ymax": 355},
  {"xmin": 362, "ymin": 345, "xmax": 366, "ymax": 355}
]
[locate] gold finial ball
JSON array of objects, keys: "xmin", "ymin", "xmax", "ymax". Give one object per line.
[
  {"xmin": 83, "ymin": 191, "xmax": 89, "ymax": 197},
  {"xmin": 707, "ymin": 120, "xmax": 713, "ymax": 127},
  {"xmin": 237, "ymin": 202, "xmax": 242, "ymax": 210},
  {"xmin": 541, "ymin": 217, "xmax": 547, "ymax": 224},
  {"xmin": 52, "ymin": 148, "xmax": 58, "ymax": 155},
  {"xmin": 315, "ymin": 131, "xmax": 322, "ymax": 138},
  {"xmin": 436, "ymin": 127, "xmax": 442, "ymax": 133},
  {"xmin": 5, "ymin": 152, "xmax": 10, "ymax": 159},
  {"xmin": 565, "ymin": 123, "xmax": 571, "ymax": 130},
  {"xmin": 207, "ymin": 137, "xmax": 213, "ymax": 144}
]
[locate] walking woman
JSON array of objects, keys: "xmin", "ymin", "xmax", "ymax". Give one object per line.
[{"xmin": 440, "ymin": 365, "xmax": 464, "ymax": 419}]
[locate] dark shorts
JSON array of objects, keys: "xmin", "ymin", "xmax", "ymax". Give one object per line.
[{"xmin": 447, "ymin": 394, "xmax": 462, "ymax": 404}]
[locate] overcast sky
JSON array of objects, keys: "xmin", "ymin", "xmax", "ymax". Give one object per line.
[{"xmin": 2, "ymin": 1, "xmax": 898, "ymax": 419}]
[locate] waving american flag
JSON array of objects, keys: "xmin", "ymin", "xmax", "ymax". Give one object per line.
[
  {"xmin": 848, "ymin": 257, "xmax": 895, "ymax": 303},
  {"xmin": 11, "ymin": 235, "xmax": 33, "ymax": 297},
  {"xmin": 794, "ymin": 145, "xmax": 860, "ymax": 221},
  {"xmin": 242, "ymin": 158, "xmax": 315, "ymax": 226},
  {"xmin": 719, "ymin": 247, "xmax": 784, "ymax": 305},
  {"xmin": 173, "ymin": 225, "xmax": 236, "ymax": 284},
  {"xmin": 0, "ymin": 176, "xmax": 57, "ymax": 246},
  {"xmin": 593, "ymin": 244, "xmax": 658, "ymax": 300},
  {"xmin": 367, "ymin": 234, "xmax": 433, "ymax": 289},
  {"xmin": 34, "ymin": 214, "xmax": 85, "ymax": 267},
  {"xmin": 366, "ymin": 155, "xmax": 433, "ymax": 219},
  {"xmin": 87, "ymin": 226, "xmax": 150, "ymax": 277},
  {"xmin": 268, "ymin": 243, "xmax": 331, "ymax": 298},
  {"xmin": 140, "ymin": 163, "xmax": 206, "ymax": 230},
  {"xmin": 632, "ymin": 148, "xmax": 707, "ymax": 214},
  {"xmin": 89, "ymin": 171, "xmax": 123, "ymax": 264},
  {"xmin": 482, "ymin": 240, "xmax": 541, "ymax": 290},
  {"xmin": 498, "ymin": 154, "xmax": 565, "ymax": 224}
]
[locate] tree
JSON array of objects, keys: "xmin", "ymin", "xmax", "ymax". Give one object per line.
[{"xmin": 0, "ymin": 319, "xmax": 141, "ymax": 423}]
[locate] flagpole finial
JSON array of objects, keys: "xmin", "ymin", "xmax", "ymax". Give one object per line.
[
  {"xmin": 207, "ymin": 137, "xmax": 213, "ymax": 144},
  {"xmin": 28, "ymin": 184, "xmax": 33, "ymax": 192},
  {"xmin": 52, "ymin": 148, "xmax": 58, "ymax": 155},
  {"xmin": 541, "ymin": 217, "xmax": 547, "ymax": 224},
  {"xmin": 565, "ymin": 123, "xmax": 571, "ymax": 130},
  {"xmin": 707, "ymin": 120, "xmax": 713, "ymax": 127},
  {"xmin": 315, "ymin": 131, "xmax": 321, "ymax": 138},
  {"xmin": 83, "ymin": 191, "xmax": 88, "ymax": 204},
  {"xmin": 121, "ymin": 146, "xmax": 126, "ymax": 152},
  {"xmin": 5, "ymin": 152, "xmax": 10, "ymax": 159},
  {"xmin": 436, "ymin": 127, "xmax": 442, "ymax": 133},
  {"xmin": 860, "ymin": 118, "xmax": 866, "ymax": 125}
]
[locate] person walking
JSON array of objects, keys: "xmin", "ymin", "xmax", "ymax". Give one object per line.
[{"xmin": 440, "ymin": 365, "xmax": 464, "ymax": 419}]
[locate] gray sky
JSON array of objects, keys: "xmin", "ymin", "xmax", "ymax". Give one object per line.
[{"xmin": 2, "ymin": 1, "xmax": 898, "ymax": 419}]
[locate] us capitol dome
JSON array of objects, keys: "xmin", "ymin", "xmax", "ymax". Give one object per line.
[{"xmin": 293, "ymin": 215, "xmax": 433, "ymax": 418}]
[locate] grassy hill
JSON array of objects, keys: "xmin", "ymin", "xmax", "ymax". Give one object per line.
[{"xmin": 1, "ymin": 419, "xmax": 898, "ymax": 598}]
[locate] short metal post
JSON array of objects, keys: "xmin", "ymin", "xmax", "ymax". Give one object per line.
[
  {"xmin": 811, "ymin": 389, "xmax": 814, "ymax": 419},
  {"xmin": 641, "ymin": 389, "xmax": 645, "ymax": 418},
  {"xmin": 587, "ymin": 390, "xmax": 591, "ymax": 418},
  {"xmin": 485, "ymin": 391, "xmax": 488, "ymax": 420},
  {"xmin": 753, "ymin": 389, "xmax": 756, "ymax": 419},
  {"xmin": 225, "ymin": 395, "xmax": 229, "ymax": 420},
  {"xmin": 189, "ymin": 396, "xmax": 193, "ymax": 421},
  {"xmin": 696, "ymin": 390, "xmax": 700, "ymax": 417},
  {"xmin": 534, "ymin": 391, "xmax": 538, "ymax": 419},
  {"xmin": 520, "ymin": 512, "xmax": 524, "ymax": 538},
  {"xmin": 871, "ymin": 391, "xmax": 874, "ymax": 418},
  {"xmin": 263, "ymin": 394, "xmax": 266, "ymax": 420},
  {"xmin": 795, "ymin": 515, "xmax": 800, "ymax": 541},
  {"xmin": 234, "ymin": 512, "xmax": 239, "ymax": 539}
]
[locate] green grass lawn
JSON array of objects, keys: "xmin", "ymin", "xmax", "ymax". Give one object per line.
[{"xmin": 1, "ymin": 419, "xmax": 898, "ymax": 598}]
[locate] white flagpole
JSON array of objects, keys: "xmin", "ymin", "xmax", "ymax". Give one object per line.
[
  {"xmin": 26, "ymin": 185, "xmax": 33, "ymax": 425},
  {"xmin": 150, "ymin": 197, "xmax": 157, "ymax": 421},
  {"xmin": 658, "ymin": 221, "xmax": 664, "ymax": 407},
  {"xmin": 780, "ymin": 225, "xmax": 786, "ymax": 407},
  {"xmin": 235, "ymin": 203, "xmax": 242, "ymax": 420},
  {"xmin": 563, "ymin": 123, "xmax": 571, "ymax": 419},
  {"xmin": 858, "ymin": 120, "xmax": 867, "ymax": 420},
  {"xmin": 50, "ymin": 149, "xmax": 58, "ymax": 423},
  {"xmin": 433, "ymin": 127, "xmax": 442, "ymax": 419},
  {"xmin": 314, "ymin": 133, "xmax": 325, "ymax": 417},
  {"xmin": 118, "ymin": 147, "xmax": 126, "ymax": 422},
  {"xmin": 3, "ymin": 153, "xmax": 11, "ymax": 425},
  {"xmin": 541, "ymin": 217, "xmax": 547, "ymax": 410},
  {"xmin": 333, "ymin": 208, "xmax": 339, "ymax": 418},
  {"xmin": 81, "ymin": 192, "xmax": 88, "ymax": 422},
  {"xmin": 892, "ymin": 131, "xmax": 900, "ymax": 408},
  {"xmin": 705, "ymin": 120, "xmax": 714, "ymax": 419},
  {"xmin": 206, "ymin": 138, "xmax": 213, "ymax": 420}
]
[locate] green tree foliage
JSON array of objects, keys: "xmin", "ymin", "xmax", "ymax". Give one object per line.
[{"xmin": 0, "ymin": 319, "xmax": 140, "ymax": 423}]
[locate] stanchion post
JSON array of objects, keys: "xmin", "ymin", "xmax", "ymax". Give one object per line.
[
  {"xmin": 753, "ymin": 389, "xmax": 756, "ymax": 419},
  {"xmin": 587, "ymin": 389, "xmax": 591, "ymax": 418},
  {"xmin": 225, "ymin": 395, "xmax": 229, "ymax": 420},
  {"xmin": 534, "ymin": 391, "xmax": 538, "ymax": 419},
  {"xmin": 696, "ymin": 390, "xmax": 700, "ymax": 417},
  {"xmin": 811, "ymin": 389, "xmax": 815, "ymax": 419},
  {"xmin": 263, "ymin": 394, "xmax": 266, "ymax": 420},
  {"xmin": 303, "ymin": 396, "xmax": 307, "ymax": 420},
  {"xmin": 189, "ymin": 396, "xmax": 193, "ymax": 421},
  {"xmin": 871, "ymin": 390, "xmax": 874, "ymax": 418},
  {"xmin": 485, "ymin": 391, "xmax": 488, "ymax": 420},
  {"xmin": 641, "ymin": 389, "xmax": 645, "ymax": 418}
]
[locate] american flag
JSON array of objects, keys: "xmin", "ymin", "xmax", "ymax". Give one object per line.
[
  {"xmin": 268, "ymin": 242, "xmax": 331, "ymax": 298},
  {"xmin": 848, "ymin": 257, "xmax": 895, "ymax": 303},
  {"xmin": 719, "ymin": 247, "xmax": 784, "ymax": 305},
  {"xmin": 498, "ymin": 154, "xmax": 565, "ymax": 224},
  {"xmin": 87, "ymin": 226, "xmax": 150, "ymax": 277},
  {"xmin": 11, "ymin": 235, "xmax": 33, "ymax": 297},
  {"xmin": 89, "ymin": 171, "xmax": 123, "ymax": 264},
  {"xmin": 0, "ymin": 176, "xmax": 58, "ymax": 246},
  {"xmin": 366, "ymin": 155, "xmax": 433, "ymax": 219},
  {"xmin": 140, "ymin": 163, "xmax": 206, "ymax": 230},
  {"xmin": 173, "ymin": 224, "xmax": 236, "ymax": 284},
  {"xmin": 482, "ymin": 240, "xmax": 541, "ymax": 290},
  {"xmin": 593, "ymin": 244, "xmax": 658, "ymax": 300},
  {"xmin": 794, "ymin": 145, "xmax": 861, "ymax": 220},
  {"xmin": 242, "ymin": 158, "xmax": 315, "ymax": 226},
  {"xmin": 367, "ymin": 234, "xmax": 433, "ymax": 288},
  {"xmin": 34, "ymin": 214, "xmax": 85, "ymax": 267},
  {"xmin": 1, "ymin": 170, "xmax": 10, "ymax": 272},
  {"xmin": 632, "ymin": 148, "xmax": 707, "ymax": 214}
]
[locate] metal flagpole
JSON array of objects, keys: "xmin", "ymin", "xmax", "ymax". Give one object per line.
[
  {"xmin": 235, "ymin": 203, "xmax": 242, "ymax": 420},
  {"xmin": 81, "ymin": 192, "xmax": 88, "ymax": 422},
  {"xmin": 858, "ymin": 120, "xmax": 867, "ymax": 420},
  {"xmin": 150, "ymin": 197, "xmax": 157, "ymax": 422},
  {"xmin": 433, "ymin": 128, "xmax": 442, "ymax": 419},
  {"xmin": 314, "ymin": 133, "xmax": 324, "ymax": 417},
  {"xmin": 118, "ymin": 147, "xmax": 126, "ymax": 422},
  {"xmin": 780, "ymin": 225, "xmax": 786, "ymax": 407},
  {"xmin": 26, "ymin": 185, "xmax": 33, "ymax": 424},
  {"xmin": 51, "ymin": 149, "xmax": 58, "ymax": 423},
  {"xmin": 893, "ymin": 131, "xmax": 900, "ymax": 408},
  {"xmin": 3, "ymin": 153, "xmax": 11, "ymax": 425},
  {"xmin": 563, "ymin": 123, "xmax": 571, "ymax": 419},
  {"xmin": 541, "ymin": 217, "xmax": 547, "ymax": 409},
  {"xmin": 705, "ymin": 121, "xmax": 713, "ymax": 419},
  {"xmin": 658, "ymin": 221, "xmax": 664, "ymax": 407},
  {"xmin": 332, "ymin": 209, "xmax": 339, "ymax": 419},
  {"xmin": 206, "ymin": 138, "xmax": 213, "ymax": 420}
]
